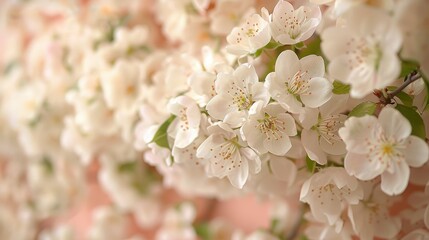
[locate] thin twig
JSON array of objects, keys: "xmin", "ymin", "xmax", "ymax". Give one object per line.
[{"xmin": 386, "ymin": 70, "xmax": 421, "ymax": 102}]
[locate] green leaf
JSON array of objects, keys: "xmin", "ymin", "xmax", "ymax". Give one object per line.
[
  {"xmin": 299, "ymin": 235, "xmax": 309, "ymax": 240},
  {"xmin": 348, "ymin": 102, "xmax": 377, "ymax": 117},
  {"xmin": 420, "ymin": 70, "xmax": 429, "ymax": 111},
  {"xmin": 117, "ymin": 161, "xmax": 136, "ymax": 173},
  {"xmin": 194, "ymin": 223, "xmax": 212, "ymax": 240},
  {"xmin": 3, "ymin": 60, "xmax": 18, "ymax": 75},
  {"xmin": 306, "ymin": 156, "xmax": 316, "ymax": 173},
  {"xmin": 400, "ymin": 60, "xmax": 419, "ymax": 77},
  {"xmin": 332, "ymin": 80, "xmax": 351, "ymax": 95},
  {"xmin": 299, "ymin": 36, "xmax": 322, "ymax": 58},
  {"xmin": 265, "ymin": 41, "xmax": 280, "ymax": 49},
  {"xmin": 42, "ymin": 156, "xmax": 53, "ymax": 174},
  {"xmin": 250, "ymin": 48, "xmax": 264, "ymax": 58},
  {"xmin": 395, "ymin": 104, "xmax": 426, "ymax": 139},
  {"xmin": 151, "ymin": 115, "xmax": 176, "ymax": 149},
  {"xmin": 386, "ymin": 86, "xmax": 414, "ymax": 106},
  {"xmin": 395, "ymin": 91, "xmax": 414, "ymax": 106}
]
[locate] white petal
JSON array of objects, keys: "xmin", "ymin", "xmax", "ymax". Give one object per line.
[
  {"xmin": 241, "ymin": 147, "xmax": 261, "ymax": 174},
  {"xmin": 403, "ymin": 135, "xmax": 429, "ymax": 168},
  {"xmin": 242, "ymin": 120, "xmax": 266, "ymax": 154},
  {"xmin": 375, "ymin": 51, "xmax": 400, "ymax": 89},
  {"xmin": 300, "ymin": 55, "xmax": 325, "ymax": 78},
  {"xmin": 275, "ymin": 50, "xmax": 300, "ymax": 82},
  {"xmin": 301, "ymin": 77, "xmax": 332, "ymax": 108},
  {"xmin": 277, "ymin": 113, "xmax": 297, "ymax": 136},
  {"xmin": 339, "ymin": 115, "xmax": 378, "ymax": 153},
  {"xmin": 301, "ymin": 129, "xmax": 327, "ymax": 165},
  {"xmin": 328, "ymin": 55, "xmax": 352, "ymax": 83},
  {"xmin": 380, "ymin": 160, "xmax": 410, "ymax": 195},
  {"xmin": 321, "ymin": 27, "xmax": 351, "ymax": 60},
  {"xmin": 175, "ymin": 128, "xmax": 199, "ymax": 148},
  {"xmin": 264, "ymin": 135, "xmax": 292, "ymax": 156},
  {"xmin": 378, "ymin": 107, "xmax": 411, "ymax": 140},
  {"xmin": 319, "ymin": 137, "xmax": 347, "ymax": 156},
  {"xmin": 269, "ymin": 155, "xmax": 297, "ymax": 184},
  {"xmin": 206, "ymin": 94, "xmax": 233, "ymax": 120},
  {"xmin": 234, "ymin": 64, "xmax": 259, "ymax": 86},
  {"xmin": 344, "ymin": 152, "xmax": 384, "ymax": 180},
  {"xmin": 227, "ymin": 155, "xmax": 249, "ymax": 189}
]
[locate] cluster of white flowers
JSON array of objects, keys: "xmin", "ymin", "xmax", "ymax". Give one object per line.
[{"xmin": 0, "ymin": 0, "xmax": 428, "ymax": 239}]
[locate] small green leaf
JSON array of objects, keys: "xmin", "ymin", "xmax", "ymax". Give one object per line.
[
  {"xmin": 420, "ymin": 70, "xmax": 429, "ymax": 111},
  {"xmin": 386, "ymin": 86, "xmax": 414, "ymax": 106},
  {"xmin": 265, "ymin": 41, "xmax": 280, "ymax": 49},
  {"xmin": 395, "ymin": 104, "xmax": 426, "ymax": 139},
  {"xmin": 194, "ymin": 223, "xmax": 212, "ymax": 240},
  {"xmin": 294, "ymin": 41, "xmax": 306, "ymax": 50},
  {"xmin": 395, "ymin": 91, "xmax": 414, "ymax": 106},
  {"xmin": 151, "ymin": 115, "xmax": 176, "ymax": 149},
  {"xmin": 332, "ymin": 80, "xmax": 351, "ymax": 95},
  {"xmin": 306, "ymin": 156, "xmax": 316, "ymax": 173},
  {"xmin": 250, "ymin": 48, "xmax": 264, "ymax": 58},
  {"xmin": 348, "ymin": 102, "xmax": 377, "ymax": 117},
  {"xmin": 299, "ymin": 235, "xmax": 309, "ymax": 240},
  {"xmin": 117, "ymin": 161, "xmax": 136, "ymax": 173},
  {"xmin": 3, "ymin": 61, "xmax": 18, "ymax": 75},
  {"xmin": 42, "ymin": 156, "xmax": 53, "ymax": 174},
  {"xmin": 400, "ymin": 60, "xmax": 419, "ymax": 77},
  {"xmin": 299, "ymin": 36, "xmax": 322, "ymax": 58}
]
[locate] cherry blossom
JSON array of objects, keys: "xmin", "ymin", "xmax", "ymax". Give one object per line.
[
  {"xmin": 300, "ymin": 167, "xmax": 363, "ymax": 229},
  {"xmin": 347, "ymin": 183, "xmax": 401, "ymax": 240},
  {"xmin": 265, "ymin": 50, "xmax": 332, "ymax": 114},
  {"xmin": 196, "ymin": 123, "xmax": 261, "ymax": 188},
  {"xmin": 206, "ymin": 63, "xmax": 269, "ymax": 127},
  {"xmin": 270, "ymin": 0, "xmax": 321, "ymax": 45},
  {"xmin": 321, "ymin": 5, "xmax": 402, "ymax": 98},
  {"xmin": 226, "ymin": 13, "xmax": 271, "ymax": 56},
  {"xmin": 167, "ymin": 96, "xmax": 201, "ymax": 148},
  {"xmin": 241, "ymin": 101, "xmax": 297, "ymax": 156},
  {"xmin": 339, "ymin": 107, "xmax": 429, "ymax": 195},
  {"xmin": 300, "ymin": 95, "xmax": 348, "ymax": 165}
]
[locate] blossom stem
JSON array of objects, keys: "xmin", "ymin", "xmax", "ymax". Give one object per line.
[{"xmin": 386, "ymin": 70, "xmax": 421, "ymax": 103}]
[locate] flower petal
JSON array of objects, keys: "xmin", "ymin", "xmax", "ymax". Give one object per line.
[
  {"xmin": 301, "ymin": 129, "xmax": 327, "ymax": 165},
  {"xmin": 301, "ymin": 77, "xmax": 332, "ymax": 108},
  {"xmin": 344, "ymin": 152, "xmax": 384, "ymax": 180},
  {"xmin": 378, "ymin": 107, "xmax": 411, "ymax": 140},
  {"xmin": 380, "ymin": 160, "xmax": 410, "ymax": 195},
  {"xmin": 403, "ymin": 135, "xmax": 429, "ymax": 168},
  {"xmin": 300, "ymin": 54, "xmax": 325, "ymax": 79},
  {"xmin": 227, "ymin": 154, "xmax": 249, "ymax": 189},
  {"xmin": 275, "ymin": 50, "xmax": 300, "ymax": 81}
]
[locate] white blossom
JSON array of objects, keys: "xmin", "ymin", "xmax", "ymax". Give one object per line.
[
  {"xmin": 241, "ymin": 101, "xmax": 297, "ymax": 156},
  {"xmin": 196, "ymin": 123, "xmax": 261, "ymax": 188},
  {"xmin": 167, "ymin": 96, "xmax": 201, "ymax": 148},
  {"xmin": 206, "ymin": 63, "xmax": 269, "ymax": 127},
  {"xmin": 321, "ymin": 5, "xmax": 402, "ymax": 98},
  {"xmin": 265, "ymin": 50, "xmax": 332, "ymax": 114},
  {"xmin": 270, "ymin": 0, "xmax": 321, "ymax": 45},
  {"xmin": 300, "ymin": 167, "xmax": 363, "ymax": 228},
  {"xmin": 226, "ymin": 13, "xmax": 271, "ymax": 56},
  {"xmin": 339, "ymin": 107, "xmax": 429, "ymax": 195}
]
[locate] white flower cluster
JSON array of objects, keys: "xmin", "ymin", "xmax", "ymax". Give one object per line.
[{"xmin": 0, "ymin": 0, "xmax": 428, "ymax": 239}]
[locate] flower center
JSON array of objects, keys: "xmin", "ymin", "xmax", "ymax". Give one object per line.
[
  {"xmin": 286, "ymin": 70, "xmax": 310, "ymax": 95},
  {"xmin": 257, "ymin": 113, "xmax": 286, "ymax": 140},
  {"xmin": 365, "ymin": 130, "xmax": 406, "ymax": 171},
  {"xmin": 317, "ymin": 114, "xmax": 344, "ymax": 144},
  {"xmin": 346, "ymin": 37, "xmax": 383, "ymax": 71},
  {"xmin": 228, "ymin": 81, "xmax": 253, "ymax": 111}
]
